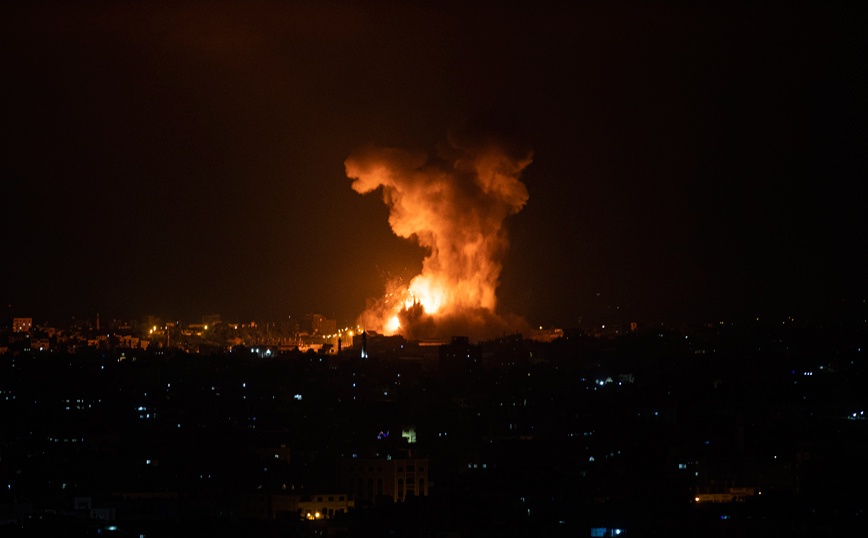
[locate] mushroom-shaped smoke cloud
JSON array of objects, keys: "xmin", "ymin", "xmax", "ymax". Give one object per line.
[{"xmin": 346, "ymin": 132, "xmax": 532, "ymax": 342}]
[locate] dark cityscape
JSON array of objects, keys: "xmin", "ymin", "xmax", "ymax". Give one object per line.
[
  {"xmin": 1, "ymin": 310, "xmax": 867, "ymax": 536},
  {"xmin": 2, "ymin": 1, "xmax": 866, "ymax": 537}
]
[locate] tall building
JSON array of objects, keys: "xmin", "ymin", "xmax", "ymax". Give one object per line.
[
  {"xmin": 12, "ymin": 317, "xmax": 32, "ymax": 333},
  {"xmin": 337, "ymin": 457, "xmax": 429, "ymax": 503},
  {"xmin": 301, "ymin": 313, "xmax": 336, "ymax": 335}
]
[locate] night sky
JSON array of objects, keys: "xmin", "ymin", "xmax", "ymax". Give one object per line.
[{"xmin": 2, "ymin": 2, "xmax": 865, "ymax": 328}]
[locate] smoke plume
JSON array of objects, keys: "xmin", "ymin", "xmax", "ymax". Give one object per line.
[{"xmin": 346, "ymin": 132, "xmax": 532, "ymax": 341}]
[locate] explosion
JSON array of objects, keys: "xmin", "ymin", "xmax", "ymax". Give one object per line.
[{"xmin": 346, "ymin": 132, "xmax": 532, "ymax": 341}]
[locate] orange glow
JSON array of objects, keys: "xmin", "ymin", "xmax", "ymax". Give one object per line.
[
  {"xmin": 347, "ymin": 137, "xmax": 531, "ymax": 338},
  {"xmin": 408, "ymin": 277, "xmax": 443, "ymax": 314},
  {"xmin": 385, "ymin": 315, "xmax": 401, "ymax": 333}
]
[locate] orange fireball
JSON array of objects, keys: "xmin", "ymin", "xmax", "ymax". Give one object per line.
[{"xmin": 347, "ymin": 136, "xmax": 531, "ymax": 338}]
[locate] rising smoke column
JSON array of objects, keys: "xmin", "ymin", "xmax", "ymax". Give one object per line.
[{"xmin": 345, "ymin": 132, "xmax": 532, "ymax": 341}]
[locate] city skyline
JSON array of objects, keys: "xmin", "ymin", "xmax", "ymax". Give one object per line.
[{"xmin": 1, "ymin": 296, "xmax": 865, "ymax": 536}]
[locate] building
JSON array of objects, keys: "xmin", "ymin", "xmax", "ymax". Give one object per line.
[
  {"xmin": 337, "ymin": 457, "xmax": 429, "ymax": 503},
  {"xmin": 439, "ymin": 336, "xmax": 481, "ymax": 373},
  {"xmin": 239, "ymin": 492, "xmax": 352, "ymax": 520},
  {"xmin": 12, "ymin": 317, "xmax": 32, "ymax": 333},
  {"xmin": 298, "ymin": 494, "xmax": 353, "ymax": 519},
  {"xmin": 359, "ymin": 332, "xmax": 414, "ymax": 359},
  {"xmin": 301, "ymin": 314, "xmax": 337, "ymax": 336}
]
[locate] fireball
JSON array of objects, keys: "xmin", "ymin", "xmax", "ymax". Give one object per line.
[{"xmin": 346, "ymin": 135, "xmax": 531, "ymax": 339}]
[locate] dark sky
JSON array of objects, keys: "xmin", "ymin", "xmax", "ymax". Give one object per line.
[{"xmin": 2, "ymin": 1, "xmax": 865, "ymax": 328}]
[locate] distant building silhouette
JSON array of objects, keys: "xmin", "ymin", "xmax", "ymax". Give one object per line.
[{"xmin": 338, "ymin": 457, "xmax": 429, "ymax": 503}]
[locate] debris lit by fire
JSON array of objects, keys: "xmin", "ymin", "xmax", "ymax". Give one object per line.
[{"xmin": 346, "ymin": 132, "xmax": 532, "ymax": 341}]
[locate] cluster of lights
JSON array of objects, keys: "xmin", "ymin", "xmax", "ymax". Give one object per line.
[{"xmin": 321, "ymin": 325, "xmax": 363, "ymax": 340}]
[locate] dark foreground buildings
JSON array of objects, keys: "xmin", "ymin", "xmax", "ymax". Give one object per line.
[{"xmin": 1, "ymin": 311, "xmax": 867, "ymax": 536}]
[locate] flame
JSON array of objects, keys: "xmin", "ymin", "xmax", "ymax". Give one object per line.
[
  {"xmin": 385, "ymin": 315, "xmax": 401, "ymax": 333},
  {"xmin": 347, "ymin": 133, "xmax": 531, "ymax": 340}
]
